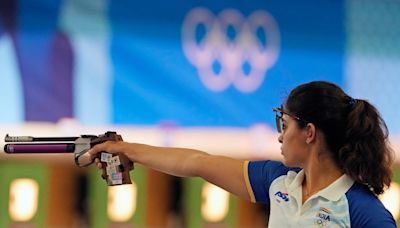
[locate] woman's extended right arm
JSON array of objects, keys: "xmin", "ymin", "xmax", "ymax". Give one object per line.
[{"xmin": 88, "ymin": 141, "xmax": 251, "ymax": 200}]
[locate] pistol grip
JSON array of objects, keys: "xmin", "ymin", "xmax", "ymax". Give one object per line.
[{"xmin": 100, "ymin": 152, "xmax": 134, "ymax": 186}]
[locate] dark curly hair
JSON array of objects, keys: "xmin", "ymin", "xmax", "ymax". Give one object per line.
[{"xmin": 285, "ymin": 81, "xmax": 394, "ymax": 195}]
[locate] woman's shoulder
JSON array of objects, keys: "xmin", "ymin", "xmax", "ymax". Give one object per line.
[
  {"xmin": 247, "ymin": 160, "xmax": 301, "ymax": 177},
  {"xmin": 346, "ymin": 182, "xmax": 396, "ymax": 227},
  {"xmin": 248, "ymin": 160, "xmax": 300, "ymax": 171}
]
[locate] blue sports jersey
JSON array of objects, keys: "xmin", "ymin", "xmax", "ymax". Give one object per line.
[{"xmin": 243, "ymin": 160, "xmax": 396, "ymax": 227}]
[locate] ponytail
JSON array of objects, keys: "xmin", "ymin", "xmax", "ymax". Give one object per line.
[{"xmin": 338, "ymin": 99, "xmax": 394, "ymax": 195}]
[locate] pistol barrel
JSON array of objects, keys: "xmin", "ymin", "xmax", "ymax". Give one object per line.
[{"xmin": 5, "ymin": 134, "xmax": 79, "ymax": 142}]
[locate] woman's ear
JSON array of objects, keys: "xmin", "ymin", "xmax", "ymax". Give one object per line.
[{"xmin": 305, "ymin": 123, "xmax": 317, "ymax": 144}]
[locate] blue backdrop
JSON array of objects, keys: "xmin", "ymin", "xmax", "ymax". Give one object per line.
[{"xmin": 3, "ymin": 0, "xmax": 398, "ymax": 134}]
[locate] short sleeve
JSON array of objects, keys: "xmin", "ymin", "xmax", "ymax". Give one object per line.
[{"xmin": 244, "ymin": 160, "xmax": 291, "ymax": 203}]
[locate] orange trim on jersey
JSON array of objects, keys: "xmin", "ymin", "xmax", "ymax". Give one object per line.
[{"xmin": 243, "ymin": 160, "xmax": 256, "ymax": 202}]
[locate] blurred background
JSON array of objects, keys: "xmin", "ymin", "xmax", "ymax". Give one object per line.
[{"xmin": 0, "ymin": 0, "xmax": 399, "ymax": 227}]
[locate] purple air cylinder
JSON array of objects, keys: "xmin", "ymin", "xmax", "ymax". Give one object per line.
[{"xmin": 4, "ymin": 143, "xmax": 75, "ymax": 153}]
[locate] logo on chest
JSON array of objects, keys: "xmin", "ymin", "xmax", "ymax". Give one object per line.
[{"xmin": 274, "ymin": 191, "xmax": 289, "ymax": 203}]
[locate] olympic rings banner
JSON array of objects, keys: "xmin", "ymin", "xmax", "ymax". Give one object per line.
[{"xmin": 1, "ymin": 0, "xmax": 398, "ymax": 133}]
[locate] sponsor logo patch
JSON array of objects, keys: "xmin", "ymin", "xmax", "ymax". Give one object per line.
[{"xmin": 274, "ymin": 191, "xmax": 289, "ymax": 202}]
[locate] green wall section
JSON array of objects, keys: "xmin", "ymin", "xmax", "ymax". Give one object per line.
[
  {"xmin": 0, "ymin": 162, "xmax": 48, "ymax": 227},
  {"xmin": 183, "ymin": 177, "xmax": 238, "ymax": 228},
  {"xmin": 88, "ymin": 164, "xmax": 147, "ymax": 227}
]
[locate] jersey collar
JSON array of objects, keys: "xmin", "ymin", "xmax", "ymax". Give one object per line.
[
  {"xmin": 287, "ymin": 170, "xmax": 355, "ymax": 201},
  {"xmin": 317, "ymin": 174, "xmax": 355, "ymax": 201}
]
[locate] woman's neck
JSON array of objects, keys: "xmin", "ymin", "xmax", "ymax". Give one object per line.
[{"xmin": 301, "ymin": 152, "xmax": 343, "ymax": 203}]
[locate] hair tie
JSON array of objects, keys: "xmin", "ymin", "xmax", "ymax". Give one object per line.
[{"xmin": 349, "ymin": 98, "xmax": 357, "ymax": 107}]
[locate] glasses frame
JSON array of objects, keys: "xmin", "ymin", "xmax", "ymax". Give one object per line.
[{"xmin": 272, "ymin": 106, "xmax": 308, "ymax": 133}]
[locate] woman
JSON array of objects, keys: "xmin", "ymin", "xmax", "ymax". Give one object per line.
[{"xmin": 89, "ymin": 81, "xmax": 396, "ymax": 227}]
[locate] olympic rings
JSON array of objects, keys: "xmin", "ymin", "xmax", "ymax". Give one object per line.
[{"xmin": 182, "ymin": 7, "xmax": 280, "ymax": 92}]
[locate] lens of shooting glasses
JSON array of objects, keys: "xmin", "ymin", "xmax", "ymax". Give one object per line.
[{"xmin": 275, "ymin": 114, "xmax": 283, "ymax": 133}]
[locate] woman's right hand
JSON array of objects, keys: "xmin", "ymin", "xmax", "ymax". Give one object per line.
[{"xmin": 88, "ymin": 141, "xmax": 133, "ymax": 169}]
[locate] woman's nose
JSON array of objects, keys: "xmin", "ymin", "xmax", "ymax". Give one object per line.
[{"xmin": 278, "ymin": 133, "xmax": 283, "ymax": 143}]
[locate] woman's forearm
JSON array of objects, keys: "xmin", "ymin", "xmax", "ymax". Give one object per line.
[
  {"xmin": 89, "ymin": 141, "xmax": 250, "ymax": 200},
  {"xmin": 129, "ymin": 143, "xmax": 249, "ymax": 199},
  {"xmin": 128, "ymin": 143, "xmax": 209, "ymax": 177}
]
